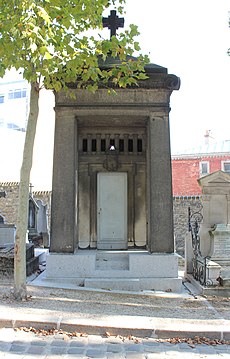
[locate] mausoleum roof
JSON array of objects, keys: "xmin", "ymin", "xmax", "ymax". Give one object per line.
[
  {"xmin": 98, "ymin": 55, "xmax": 168, "ymax": 74},
  {"xmin": 66, "ymin": 54, "xmax": 180, "ymax": 91}
]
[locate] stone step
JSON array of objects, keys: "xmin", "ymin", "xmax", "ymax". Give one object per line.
[
  {"xmin": 95, "ymin": 252, "xmax": 129, "ymax": 270},
  {"xmin": 84, "ymin": 278, "xmax": 140, "ymax": 291}
]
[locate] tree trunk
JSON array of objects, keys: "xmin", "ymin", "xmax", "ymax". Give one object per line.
[{"xmin": 14, "ymin": 82, "xmax": 40, "ymax": 300}]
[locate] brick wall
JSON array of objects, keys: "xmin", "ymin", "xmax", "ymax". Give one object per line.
[
  {"xmin": 172, "ymin": 155, "xmax": 230, "ymax": 196},
  {"xmin": 172, "ymin": 159, "xmax": 201, "ymax": 195}
]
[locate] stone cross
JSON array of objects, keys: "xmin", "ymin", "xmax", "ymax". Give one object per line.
[
  {"xmin": 102, "ymin": 10, "xmax": 124, "ymax": 38},
  {"xmin": 29, "ymin": 183, "xmax": 34, "ymax": 195}
]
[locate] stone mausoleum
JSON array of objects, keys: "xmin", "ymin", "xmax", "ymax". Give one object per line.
[{"xmin": 45, "ymin": 12, "xmax": 181, "ymax": 292}]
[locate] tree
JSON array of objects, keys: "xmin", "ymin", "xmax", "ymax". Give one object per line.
[{"xmin": 0, "ymin": 0, "xmax": 148, "ymax": 300}]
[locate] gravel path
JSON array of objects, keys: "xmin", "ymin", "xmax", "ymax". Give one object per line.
[{"xmin": 0, "ymin": 275, "xmax": 229, "ymax": 322}]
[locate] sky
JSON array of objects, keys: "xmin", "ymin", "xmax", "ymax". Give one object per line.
[
  {"xmin": 124, "ymin": 0, "xmax": 230, "ymax": 151},
  {"xmin": 0, "ymin": 0, "xmax": 230, "ymax": 190}
]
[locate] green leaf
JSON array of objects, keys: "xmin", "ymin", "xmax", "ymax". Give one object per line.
[
  {"xmin": 44, "ymin": 51, "xmax": 52, "ymax": 60},
  {"xmin": 37, "ymin": 6, "xmax": 51, "ymax": 24},
  {"xmin": 0, "ymin": 0, "xmax": 147, "ymax": 93},
  {"xmin": 137, "ymin": 72, "xmax": 149, "ymax": 80}
]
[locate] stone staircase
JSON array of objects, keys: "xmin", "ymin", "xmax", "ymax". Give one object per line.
[
  {"xmin": 85, "ymin": 251, "xmax": 141, "ymax": 291},
  {"xmin": 95, "ymin": 251, "xmax": 129, "ymax": 270},
  {"xmin": 45, "ymin": 250, "xmax": 182, "ymax": 292}
]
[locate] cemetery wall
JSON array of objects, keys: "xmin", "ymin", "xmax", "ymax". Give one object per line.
[
  {"xmin": 0, "ymin": 182, "xmax": 200, "ymax": 256},
  {"xmin": 173, "ymin": 195, "xmax": 201, "ymax": 256},
  {"xmin": 0, "ymin": 182, "xmax": 19, "ymax": 224},
  {"xmin": 0, "ymin": 182, "xmax": 51, "ymax": 227}
]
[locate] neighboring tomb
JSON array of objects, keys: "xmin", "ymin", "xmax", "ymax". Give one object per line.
[
  {"xmin": 0, "ymin": 213, "xmax": 16, "ymax": 245},
  {"xmin": 186, "ymin": 171, "xmax": 230, "ymax": 293},
  {"xmin": 0, "ymin": 243, "xmax": 39, "ymax": 276},
  {"xmin": 0, "ymin": 190, "xmax": 16, "ymax": 245},
  {"xmin": 27, "ymin": 195, "xmax": 50, "ymax": 248}
]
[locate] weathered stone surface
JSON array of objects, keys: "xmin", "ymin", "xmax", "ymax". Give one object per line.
[
  {"xmin": 0, "ymin": 182, "xmax": 51, "ymax": 229},
  {"xmin": 51, "ymin": 66, "xmax": 179, "ymax": 254},
  {"xmin": 173, "ymin": 196, "xmax": 201, "ymax": 256},
  {"xmin": 0, "ymin": 183, "xmax": 197, "ymax": 256},
  {"xmin": 0, "ymin": 243, "xmax": 39, "ymax": 276}
]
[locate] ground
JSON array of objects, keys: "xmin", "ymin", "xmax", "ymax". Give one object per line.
[{"xmin": 0, "ymin": 274, "xmax": 229, "ymax": 323}]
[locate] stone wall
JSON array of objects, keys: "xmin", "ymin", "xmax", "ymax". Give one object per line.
[
  {"xmin": 0, "ymin": 182, "xmax": 51, "ymax": 227},
  {"xmin": 173, "ymin": 195, "xmax": 201, "ymax": 256},
  {"xmin": 0, "ymin": 182, "xmax": 20, "ymax": 224},
  {"xmin": 0, "ymin": 182, "xmax": 200, "ymax": 256}
]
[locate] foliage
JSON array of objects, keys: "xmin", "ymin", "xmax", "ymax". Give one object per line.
[
  {"xmin": 0, "ymin": 0, "xmax": 148, "ymax": 90},
  {"xmin": 0, "ymin": 0, "xmax": 148, "ymax": 300}
]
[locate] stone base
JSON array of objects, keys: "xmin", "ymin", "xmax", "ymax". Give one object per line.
[
  {"xmin": 0, "ymin": 243, "xmax": 39, "ymax": 276},
  {"xmin": 45, "ymin": 250, "xmax": 182, "ymax": 292},
  {"xmin": 185, "ymin": 273, "xmax": 230, "ymax": 297}
]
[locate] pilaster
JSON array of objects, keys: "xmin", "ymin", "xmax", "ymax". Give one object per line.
[
  {"xmin": 147, "ymin": 115, "xmax": 174, "ymax": 253},
  {"xmin": 50, "ymin": 110, "xmax": 78, "ymax": 253}
]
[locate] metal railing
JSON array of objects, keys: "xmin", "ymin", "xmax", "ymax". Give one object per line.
[{"xmin": 188, "ymin": 204, "xmax": 213, "ymax": 286}]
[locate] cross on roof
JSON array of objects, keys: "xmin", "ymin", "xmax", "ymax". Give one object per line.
[
  {"xmin": 102, "ymin": 10, "xmax": 124, "ymax": 39},
  {"xmin": 29, "ymin": 183, "xmax": 34, "ymax": 195}
]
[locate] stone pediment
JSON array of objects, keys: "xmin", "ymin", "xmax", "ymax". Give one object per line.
[
  {"xmin": 198, "ymin": 171, "xmax": 230, "ymax": 195},
  {"xmin": 198, "ymin": 170, "xmax": 230, "ymax": 187}
]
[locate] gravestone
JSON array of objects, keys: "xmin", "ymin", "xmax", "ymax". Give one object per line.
[
  {"xmin": 36, "ymin": 199, "xmax": 50, "ymax": 247},
  {"xmin": 210, "ymin": 224, "xmax": 230, "ymax": 265},
  {"xmin": 198, "ymin": 171, "xmax": 230, "ymax": 261},
  {"xmin": 28, "ymin": 196, "xmax": 50, "ymax": 248},
  {"xmin": 28, "ymin": 196, "xmax": 39, "ymax": 240},
  {"xmin": 46, "ymin": 11, "xmax": 181, "ymax": 292},
  {"xmin": 0, "ymin": 213, "xmax": 16, "ymax": 245}
]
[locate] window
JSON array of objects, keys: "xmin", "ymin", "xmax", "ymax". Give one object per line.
[
  {"xmin": 91, "ymin": 139, "xmax": 96, "ymax": 152},
  {"xmin": 82, "ymin": 139, "xmax": 88, "ymax": 152},
  {"xmin": 222, "ymin": 161, "xmax": 230, "ymax": 173},
  {"xmin": 0, "ymin": 95, "xmax": 4, "ymax": 104},
  {"xmin": 200, "ymin": 161, "xmax": 209, "ymax": 176},
  {"xmin": 101, "ymin": 139, "xmax": 106, "ymax": 152},
  {"xmin": 137, "ymin": 139, "xmax": 143, "ymax": 152},
  {"xmin": 119, "ymin": 139, "xmax": 124, "ymax": 152},
  {"xmin": 128, "ymin": 139, "xmax": 133, "ymax": 152},
  {"xmin": 8, "ymin": 88, "xmax": 27, "ymax": 100}
]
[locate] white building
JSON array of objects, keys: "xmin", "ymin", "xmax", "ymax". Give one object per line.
[
  {"xmin": 0, "ymin": 71, "xmax": 55, "ymax": 190},
  {"xmin": 0, "ymin": 74, "xmax": 30, "ymax": 132}
]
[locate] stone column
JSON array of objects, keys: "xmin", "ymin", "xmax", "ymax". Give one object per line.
[
  {"xmin": 227, "ymin": 195, "xmax": 230, "ymax": 224},
  {"xmin": 50, "ymin": 110, "xmax": 78, "ymax": 253},
  {"xmin": 147, "ymin": 115, "xmax": 174, "ymax": 253}
]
